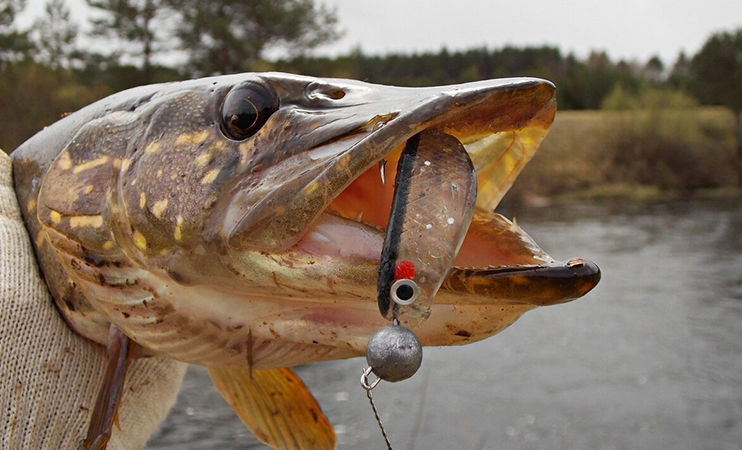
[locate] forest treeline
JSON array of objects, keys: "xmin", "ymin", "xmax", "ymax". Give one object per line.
[{"xmin": 1, "ymin": 0, "xmax": 741, "ymax": 196}]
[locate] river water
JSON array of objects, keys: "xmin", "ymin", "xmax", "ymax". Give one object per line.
[{"xmin": 145, "ymin": 198, "xmax": 742, "ymax": 450}]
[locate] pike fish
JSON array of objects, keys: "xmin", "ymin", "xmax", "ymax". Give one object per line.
[{"xmin": 11, "ymin": 73, "xmax": 600, "ymax": 449}]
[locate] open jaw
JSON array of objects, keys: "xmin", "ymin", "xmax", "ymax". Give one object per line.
[{"xmin": 277, "ymin": 78, "xmax": 600, "ymax": 308}]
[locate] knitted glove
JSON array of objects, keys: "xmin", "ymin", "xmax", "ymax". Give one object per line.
[{"xmin": 0, "ymin": 151, "xmax": 187, "ymax": 449}]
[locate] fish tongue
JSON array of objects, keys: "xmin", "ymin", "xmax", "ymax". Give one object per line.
[
  {"xmin": 377, "ymin": 130, "xmax": 477, "ymax": 327},
  {"xmin": 295, "ymin": 212, "xmax": 383, "ymax": 263}
]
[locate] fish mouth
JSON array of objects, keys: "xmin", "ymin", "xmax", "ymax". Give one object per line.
[{"xmin": 222, "ymin": 78, "xmax": 599, "ymax": 313}]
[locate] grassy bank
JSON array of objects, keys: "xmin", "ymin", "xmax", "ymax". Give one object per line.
[{"xmin": 506, "ymin": 107, "xmax": 741, "ymax": 205}]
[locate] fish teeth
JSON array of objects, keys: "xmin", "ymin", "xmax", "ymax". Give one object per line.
[
  {"xmin": 509, "ymin": 216, "xmax": 523, "ymax": 233},
  {"xmin": 378, "ymin": 159, "xmax": 387, "ymax": 185}
]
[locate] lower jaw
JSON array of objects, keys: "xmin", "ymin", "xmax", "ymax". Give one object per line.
[
  {"xmin": 117, "ymin": 272, "xmax": 533, "ymax": 368},
  {"xmin": 288, "ymin": 211, "xmax": 599, "ymax": 307},
  {"xmin": 116, "ymin": 221, "xmax": 592, "ymax": 368}
]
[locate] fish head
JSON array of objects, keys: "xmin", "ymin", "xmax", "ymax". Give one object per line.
[{"xmin": 12, "ymin": 73, "xmax": 599, "ymax": 369}]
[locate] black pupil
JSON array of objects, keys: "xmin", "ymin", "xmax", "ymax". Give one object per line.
[
  {"xmin": 221, "ymin": 85, "xmax": 276, "ymax": 140},
  {"xmin": 396, "ymin": 283, "xmax": 414, "ymax": 301},
  {"xmin": 227, "ymin": 99, "xmax": 258, "ymax": 132}
]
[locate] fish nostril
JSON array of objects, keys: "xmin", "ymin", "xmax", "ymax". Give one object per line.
[
  {"xmin": 310, "ymin": 90, "xmax": 346, "ymax": 101},
  {"xmin": 306, "ymin": 83, "xmax": 347, "ymax": 102},
  {"xmin": 327, "ymin": 90, "xmax": 345, "ymax": 100}
]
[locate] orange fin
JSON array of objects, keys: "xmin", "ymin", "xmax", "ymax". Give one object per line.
[
  {"xmin": 81, "ymin": 326, "xmax": 131, "ymax": 450},
  {"xmin": 208, "ymin": 367, "xmax": 336, "ymax": 450}
]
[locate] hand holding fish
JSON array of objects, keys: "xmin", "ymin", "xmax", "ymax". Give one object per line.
[{"xmin": 0, "ymin": 152, "xmax": 187, "ymax": 449}]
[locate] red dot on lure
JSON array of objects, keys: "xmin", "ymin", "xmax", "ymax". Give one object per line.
[{"xmin": 394, "ymin": 260, "xmax": 415, "ymax": 280}]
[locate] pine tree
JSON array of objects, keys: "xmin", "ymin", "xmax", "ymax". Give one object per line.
[
  {"xmin": 169, "ymin": 0, "xmax": 341, "ymax": 76},
  {"xmin": 86, "ymin": 0, "xmax": 166, "ymax": 83},
  {"xmin": 33, "ymin": 0, "xmax": 80, "ymax": 71},
  {"xmin": 0, "ymin": 0, "xmax": 32, "ymax": 69},
  {"xmin": 692, "ymin": 29, "xmax": 742, "ymax": 184}
]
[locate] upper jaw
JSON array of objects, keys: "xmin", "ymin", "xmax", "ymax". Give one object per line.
[{"xmin": 216, "ymin": 76, "xmax": 557, "ymax": 252}]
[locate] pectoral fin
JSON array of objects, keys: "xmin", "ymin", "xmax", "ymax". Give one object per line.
[
  {"xmin": 81, "ymin": 326, "xmax": 132, "ymax": 450},
  {"xmin": 208, "ymin": 367, "xmax": 336, "ymax": 450}
]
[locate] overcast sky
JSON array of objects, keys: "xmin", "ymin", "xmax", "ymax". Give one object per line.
[{"xmin": 19, "ymin": 0, "xmax": 742, "ymax": 66}]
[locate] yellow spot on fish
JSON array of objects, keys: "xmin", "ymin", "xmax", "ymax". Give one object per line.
[
  {"xmin": 334, "ymin": 155, "xmax": 351, "ymax": 174},
  {"xmin": 304, "ymin": 181, "xmax": 320, "ymax": 196},
  {"xmin": 156, "ymin": 169, "xmax": 163, "ymax": 177},
  {"xmin": 174, "ymin": 215, "xmax": 183, "ymax": 242},
  {"xmin": 239, "ymin": 142, "xmax": 251, "ymax": 165},
  {"xmin": 195, "ymin": 151, "xmax": 212, "ymax": 168},
  {"xmin": 73, "ymin": 156, "xmax": 110, "ymax": 174},
  {"xmin": 175, "ymin": 130, "xmax": 209, "ymax": 148},
  {"xmin": 133, "ymin": 231, "xmax": 148, "ymax": 251},
  {"xmin": 195, "ymin": 130, "xmax": 210, "ymax": 144},
  {"xmin": 84, "ymin": 185, "xmax": 94, "ymax": 195},
  {"xmin": 145, "ymin": 142, "xmax": 161, "ymax": 154},
  {"xmin": 113, "ymin": 158, "xmax": 122, "ymax": 170},
  {"xmin": 70, "ymin": 215, "xmax": 103, "ymax": 228},
  {"xmin": 57, "ymin": 152, "xmax": 73, "ymax": 170},
  {"xmin": 50, "ymin": 211, "xmax": 61, "ymax": 225},
  {"xmin": 201, "ymin": 168, "xmax": 220, "ymax": 185},
  {"xmin": 121, "ymin": 159, "xmax": 132, "ymax": 173},
  {"xmin": 139, "ymin": 192, "xmax": 146, "ymax": 209},
  {"xmin": 103, "ymin": 240, "xmax": 115, "ymax": 250},
  {"xmin": 151, "ymin": 199, "xmax": 168, "ymax": 219},
  {"xmin": 27, "ymin": 199, "xmax": 36, "ymax": 213},
  {"xmin": 175, "ymin": 134, "xmax": 193, "ymax": 146},
  {"xmin": 36, "ymin": 231, "xmax": 45, "ymax": 248}
]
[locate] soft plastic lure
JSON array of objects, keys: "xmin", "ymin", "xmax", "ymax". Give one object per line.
[{"xmin": 377, "ymin": 129, "xmax": 477, "ymax": 326}]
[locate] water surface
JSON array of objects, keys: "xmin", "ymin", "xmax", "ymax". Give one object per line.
[{"xmin": 146, "ymin": 198, "xmax": 742, "ymax": 450}]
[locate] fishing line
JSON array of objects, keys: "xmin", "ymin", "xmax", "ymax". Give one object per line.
[
  {"xmin": 362, "ymin": 367, "xmax": 394, "ymax": 450},
  {"xmin": 362, "ymin": 134, "xmax": 424, "ymax": 450},
  {"xmin": 361, "ymin": 129, "xmax": 476, "ymax": 449}
]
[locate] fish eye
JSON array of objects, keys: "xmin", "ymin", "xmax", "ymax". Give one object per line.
[{"xmin": 220, "ymin": 84, "xmax": 278, "ymax": 140}]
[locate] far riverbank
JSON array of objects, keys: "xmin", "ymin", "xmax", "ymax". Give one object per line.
[{"xmin": 505, "ymin": 108, "xmax": 740, "ymax": 206}]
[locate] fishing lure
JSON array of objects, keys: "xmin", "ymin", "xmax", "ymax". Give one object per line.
[
  {"xmin": 367, "ymin": 128, "xmax": 477, "ymax": 381},
  {"xmin": 362, "ymin": 129, "xmax": 477, "ymax": 448},
  {"xmin": 377, "ymin": 129, "xmax": 477, "ymax": 327}
]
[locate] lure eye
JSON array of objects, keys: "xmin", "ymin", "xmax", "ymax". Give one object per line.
[
  {"xmin": 390, "ymin": 279, "xmax": 419, "ymax": 306},
  {"xmin": 220, "ymin": 84, "xmax": 278, "ymax": 140}
]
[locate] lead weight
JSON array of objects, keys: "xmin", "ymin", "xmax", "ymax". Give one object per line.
[{"xmin": 365, "ymin": 325, "xmax": 423, "ymax": 382}]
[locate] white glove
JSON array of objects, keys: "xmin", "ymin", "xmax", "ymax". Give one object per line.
[{"xmin": 0, "ymin": 151, "xmax": 188, "ymax": 450}]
